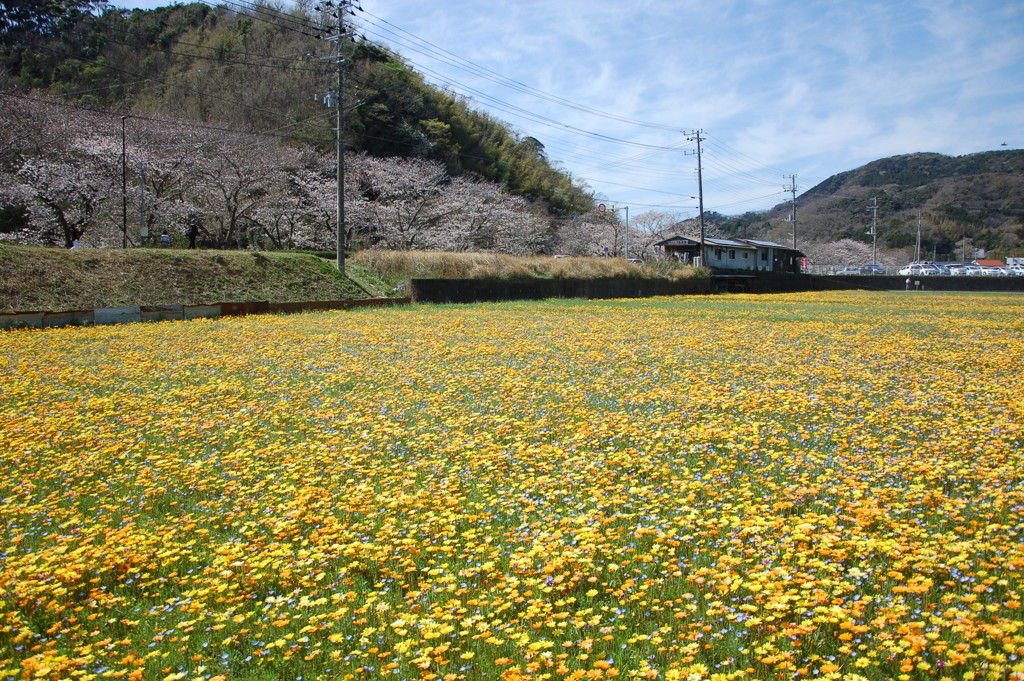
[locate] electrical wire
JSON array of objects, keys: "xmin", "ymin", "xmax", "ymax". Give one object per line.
[
  {"xmin": 194, "ymin": 0, "xmax": 795, "ymax": 211},
  {"xmin": 359, "ymin": 9, "xmax": 690, "ymax": 133},
  {"xmin": 27, "ymin": 0, "xmax": 798, "ymax": 215}
]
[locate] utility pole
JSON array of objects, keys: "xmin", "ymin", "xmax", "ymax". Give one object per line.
[
  {"xmin": 623, "ymin": 205, "xmax": 629, "ymax": 260},
  {"xmin": 786, "ymin": 175, "xmax": 797, "ymax": 249},
  {"xmin": 334, "ymin": 2, "xmax": 348, "ymax": 274},
  {"xmin": 121, "ymin": 116, "xmax": 128, "ymax": 249},
  {"xmin": 868, "ymin": 198, "xmax": 879, "ymax": 265},
  {"xmin": 686, "ymin": 130, "xmax": 706, "ymax": 265},
  {"xmin": 914, "ymin": 214, "xmax": 922, "ymax": 262},
  {"xmin": 139, "ymin": 165, "xmax": 146, "ymax": 243},
  {"xmin": 317, "ymin": 1, "xmax": 354, "ymax": 273},
  {"xmin": 337, "ymin": 5, "xmax": 348, "ymax": 275}
]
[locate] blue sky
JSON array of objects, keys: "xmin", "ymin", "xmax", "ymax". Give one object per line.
[{"xmin": 116, "ymin": 0, "xmax": 1024, "ymax": 217}]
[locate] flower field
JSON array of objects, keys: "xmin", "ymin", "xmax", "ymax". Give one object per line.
[{"xmin": 1, "ymin": 291, "xmax": 1022, "ymax": 681}]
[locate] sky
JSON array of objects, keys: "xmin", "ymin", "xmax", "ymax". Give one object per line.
[{"xmin": 115, "ymin": 0, "xmax": 1024, "ymax": 218}]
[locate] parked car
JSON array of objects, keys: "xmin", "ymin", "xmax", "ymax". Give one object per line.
[
  {"xmin": 860, "ymin": 264, "xmax": 886, "ymax": 275},
  {"xmin": 898, "ymin": 264, "xmax": 939, "ymax": 276},
  {"xmin": 838, "ymin": 266, "xmax": 863, "ymax": 275},
  {"xmin": 951, "ymin": 264, "xmax": 983, "ymax": 276}
]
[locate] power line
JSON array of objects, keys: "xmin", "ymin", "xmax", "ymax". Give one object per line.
[
  {"xmin": 179, "ymin": 1, "xmax": 793, "ymax": 213},
  {"xmin": 1, "ymin": 92, "xmax": 334, "ymax": 147},
  {"xmin": 22, "ymin": 0, "xmax": 798, "ymax": 217},
  {"xmin": 358, "ymin": 10, "xmax": 690, "ymax": 133}
]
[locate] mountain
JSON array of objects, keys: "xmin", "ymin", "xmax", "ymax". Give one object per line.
[
  {"xmin": 6, "ymin": 2, "xmax": 1023, "ymax": 260},
  {"xmin": 716, "ymin": 151, "xmax": 1024, "ymax": 260}
]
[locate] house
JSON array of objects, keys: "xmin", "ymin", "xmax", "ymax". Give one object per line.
[
  {"xmin": 653, "ymin": 236, "xmax": 805, "ymax": 273},
  {"xmin": 738, "ymin": 239, "xmax": 808, "ymax": 273}
]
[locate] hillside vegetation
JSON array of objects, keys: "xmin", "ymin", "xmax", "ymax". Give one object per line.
[
  {"xmin": 1, "ymin": 2, "xmax": 592, "ymax": 214},
  {"xmin": 717, "ymin": 151, "xmax": 1024, "ymax": 260}
]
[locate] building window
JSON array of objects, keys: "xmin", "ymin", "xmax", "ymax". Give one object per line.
[
  {"xmin": 715, "ymin": 248, "xmax": 723, "ymax": 259},
  {"xmin": 729, "ymin": 249, "xmax": 736, "ymax": 259},
  {"xmin": 761, "ymin": 251, "xmax": 768, "ymax": 261},
  {"xmin": 743, "ymin": 252, "xmax": 749, "ymax": 259}
]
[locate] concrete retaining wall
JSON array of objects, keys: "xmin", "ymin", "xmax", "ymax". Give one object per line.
[{"xmin": 1, "ymin": 297, "xmax": 411, "ymax": 331}]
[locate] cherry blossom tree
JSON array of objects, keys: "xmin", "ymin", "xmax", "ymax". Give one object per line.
[
  {"xmin": 349, "ymin": 156, "xmax": 546, "ymax": 254},
  {"xmin": 557, "ymin": 210, "xmax": 618, "ymax": 256},
  {"xmin": 629, "ymin": 210, "xmax": 680, "ymax": 260},
  {"xmin": 1, "ymin": 96, "xmax": 570, "ymax": 255},
  {"xmin": 0, "ymin": 98, "xmax": 120, "ymax": 247}
]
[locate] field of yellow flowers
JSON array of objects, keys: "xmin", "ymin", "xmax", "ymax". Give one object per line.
[{"xmin": 1, "ymin": 291, "xmax": 1022, "ymax": 681}]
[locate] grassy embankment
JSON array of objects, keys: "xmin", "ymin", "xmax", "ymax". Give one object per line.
[{"xmin": 1, "ymin": 245, "xmax": 706, "ymax": 313}]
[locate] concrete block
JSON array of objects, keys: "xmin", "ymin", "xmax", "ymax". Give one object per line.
[
  {"xmin": 0, "ymin": 312, "xmax": 45, "ymax": 330},
  {"xmin": 140, "ymin": 305, "xmax": 184, "ymax": 322},
  {"xmin": 94, "ymin": 306, "xmax": 142, "ymax": 325},
  {"xmin": 43, "ymin": 310, "xmax": 94, "ymax": 328},
  {"xmin": 183, "ymin": 305, "xmax": 221, "ymax": 320}
]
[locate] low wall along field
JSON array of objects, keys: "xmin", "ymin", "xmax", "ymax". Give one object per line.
[{"xmin": 1, "ymin": 291, "xmax": 1022, "ymax": 681}]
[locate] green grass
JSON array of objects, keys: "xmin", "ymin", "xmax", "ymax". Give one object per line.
[{"xmin": 0, "ymin": 245, "xmax": 378, "ymax": 312}]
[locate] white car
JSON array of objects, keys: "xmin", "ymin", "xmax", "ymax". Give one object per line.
[
  {"xmin": 898, "ymin": 264, "xmax": 939, "ymax": 276},
  {"xmin": 980, "ymin": 266, "xmax": 1008, "ymax": 276}
]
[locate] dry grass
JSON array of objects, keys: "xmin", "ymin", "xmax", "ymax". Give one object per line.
[{"xmin": 353, "ymin": 250, "xmax": 706, "ymax": 284}]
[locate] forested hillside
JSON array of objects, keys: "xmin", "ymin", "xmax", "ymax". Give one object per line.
[
  {"xmin": 715, "ymin": 151, "xmax": 1024, "ymax": 263},
  {"xmin": 1, "ymin": 0, "xmax": 608, "ymax": 254},
  {"xmin": 3, "ymin": 2, "xmax": 593, "ymax": 213}
]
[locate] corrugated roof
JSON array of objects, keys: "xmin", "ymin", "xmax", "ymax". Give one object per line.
[
  {"xmin": 739, "ymin": 239, "xmax": 785, "ymax": 248},
  {"xmin": 653, "ymin": 234, "xmax": 805, "ymax": 256},
  {"xmin": 704, "ymin": 238, "xmax": 756, "ymax": 249}
]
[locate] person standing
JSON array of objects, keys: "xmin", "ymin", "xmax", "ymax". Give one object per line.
[
  {"xmin": 187, "ymin": 219, "xmax": 201, "ymax": 249},
  {"xmin": 70, "ymin": 227, "xmax": 84, "ymax": 249}
]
